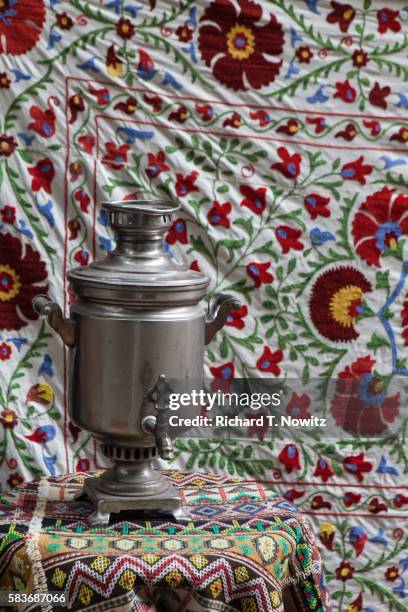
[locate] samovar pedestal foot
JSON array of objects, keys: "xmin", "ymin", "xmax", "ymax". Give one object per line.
[{"xmin": 75, "ymin": 467, "xmax": 190, "ymax": 526}]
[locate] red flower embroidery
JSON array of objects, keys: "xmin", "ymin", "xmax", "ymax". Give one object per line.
[
  {"xmin": 306, "ymin": 116, "xmax": 327, "ymax": 134},
  {"xmin": 74, "ymin": 190, "xmax": 91, "ymax": 213},
  {"xmin": 169, "ymin": 105, "xmax": 189, "ymax": 123},
  {"xmin": 198, "ymin": 0, "xmax": 284, "ymax": 91},
  {"xmin": 146, "ymin": 151, "xmax": 169, "ymax": 179},
  {"xmin": 26, "ymin": 383, "xmax": 53, "ymax": 405},
  {"xmin": 1, "ymin": 205, "xmax": 16, "ymax": 224},
  {"xmin": 377, "ymin": 8, "xmax": 401, "ymax": 34},
  {"xmin": 7, "ymin": 472, "xmax": 24, "ymax": 488},
  {"xmin": 68, "ymin": 94, "xmax": 85, "ymax": 124},
  {"xmin": 223, "ymin": 112, "xmax": 242, "ymax": 128},
  {"xmin": 276, "ymin": 118, "xmax": 298, "ymax": 136},
  {"xmin": 68, "ymin": 219, "xmax": 80, "ymax": 241},
  {"xmin": 56, "ymin": 12, "xmax": 73, "ymax": 30},
  {"xmin": 309, "ymin": 266, "xmax": 372, "ymax": 342},
  {"xmin": 275, "ymin": 225, "xmax": 303, "ymax": 253},
  {"xmin": 207, "ymin": 200, "xmax": 231, "ymax": 228},
  {"xmin": 335, "ymin": 123, "xmax": 357, "ymax": 141},
  {"xmin": 69, "ymin": 162, "xmax": 83, "ymax": 182},
  {"xmin": 114, "ymin": 97, "xmax": 137, "ymax": 115},
  {"xmin": 74, "ymin": 250, "xmax": 89, "ymax": 266},
  {"xmin": 245, "ymin": 410, "xmax": 269, "ymax": 441},
  {"xmin": 28, "ymin": 103, "xmax": 56, "ymax": 138},
  {"xmin": 190, "ymin": 260, "xmax": 201, "ymax": 272},
  {"xmin": 28, "ymin": 158, "xmax": 55, "ymax": 194},
  {"xmin": 343, "ymin": 491, "xmax": 361, "ymax": 507},
  {"xmin": 166, "ymin": 218, "xmax": 188, "ymax": 244},
  {"xmin": 116, "ymin": 17, "xmax": 135, "ymax": 39},
  {"xmin": 285, "ymin": 393, "xmax": 310, "ymax": 419},
  {"xmin": 144, "ymin": 94, "xmax": 163, "ymax": 112},
  {"xmin": 304, "ymin": 193, "xmax": 330, "ymax": 219},
  {"xmin": 341, "ymin": 156, "xmax": 372, "ymax": 185},
  {"xmin": 296, "ymin": 46, "xmax": 313, "ymax": 63},
  {"xmin": 0, "ymin": 408, "xmax": 17, "ymax": 427},
  {"xmin": 334, "ymin": 79, "xmax": 357, "ymax": 103},
  {"xmin": 271, "ymin": 147, "xmax": 301, "ymax": 179},
  {"xmin": 278, "ymin": 444, "xmax": 300, "ymax": 473},
  {"xmin": 196, "ymin": 103, "xmax": 214, "ymax": 122},
  {"xmin": 175, "ymin": 171, "xmax": 199, "ymax": 197},
  {"xmin": 352, "ymin": 187, "xmax": 408, "ymax": 267},
  {"xmin": 393, "ymin": 493, "xmax": 408, "ymax": 508},
  {"xmin": 0, "ymin": 135, "xmax": 17, "ymax": 156},
  {"xmin": 88, "ymin": 85, "xmax": 110, "ymax": 106},
  {"xmin": 390, "ymin": 126, "xmax": 408, "ymax": 143},
  {"xmin": 283, "ymin": 489, "xmax": 305, "ymax": 503},
  {"xmin": 0, "ymin": 0, "xmax": 45, "ymax": 55},
  {"xmin": 368, "ymin": 497, "xmax": 387, "ymax": 514},
  {"xmin": 327, "ymin": 2, "xmax": 355, "ymax": 32},
  {"xmin": 314, "ymin": 458, "xmax": 334, "ymax": 483},
  {"xmin": 364, "ymin": 120, "xmax": 381, "ymax": 136},
  {"xmin": 336, "ymin": 561, "xmax": 354, "ymax": 581},
  {"xmin": 78, "ymin": 134, "xmax": 95, "ymax": 155},
  {"xmin": 352, "ymin": 49, "xmax": 368, "ymax": 69},
  {"xmin": 0, "ymin": 342, "xmax": 11, "ymax": 360},
  {"xmin": 332, "ymin": 355, "xmax": 400, "ymax": 436},
  {"xmin": 250, "ymin": 110, "xmax": 270, "ymax": 126},
  {"xmin": 369, "ymin": 82, "xmax": 390, "ymax": 109},
  {"xmin": 256, "ymin": 346, "xmax": 283, "ymax": 374},
  {"xmin": 210, "ymin": 362, "xmax": 235, "ymax": 392},
  {"xmin": 311, "ymin": 494, "xmax": 331, "ymax": 510},
  {"xmin": 385, "ymin": 566, "xmax": 400, "ymax": 581},
  {"xmin": 319, "ymin": 524, "xmax": 335, "ymax": 550},
  {"xmin": 176, "ymin": 23, "xmax": 193, "ymax": 42},
  {"xmin": 225, "ymin": 304, "xmax": 248, "ymax": 329},
  {"xmin": 106, "ymin": 44, "xmax": 125, "ymax": 78},
  {"xmin": 76, "ymin": 458, "xmax": 90, "ymax": 472},
  {"xmin": 0, "ymin": 72, "xmax": 11, "ymax": 88},
  {"xmin": 240, "ymin": 185, "xmax": 266, "ymax": 215},
  {"xmin": 343, "ymin": 452, "xmax": 373, "ymax": 482},
  {"xmin": 0, "ymin": 233, "xmax": 48, "ymax": 330},
  {"xmin": 246, "ymin": 261, "xmax": 273, "ymax": 287},
  {"xmin": 102, "ymin": 142, "xmax": 130, "ymax": 170}
]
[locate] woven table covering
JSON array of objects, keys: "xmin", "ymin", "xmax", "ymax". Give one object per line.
[{"xmin": 0, "ymin": 470, "xmax": 329, "ymax": 611}]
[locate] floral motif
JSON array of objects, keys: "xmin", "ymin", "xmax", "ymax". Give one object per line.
[
  {"xmin": 304, "ymin": 193, "xmax": 330, "ymax": 219},
  {"xmin": 102, "ymin": 142, "xmax": 130, "ymax": 170},
  {"xmin": 0, "ymin": 408, "xmax": 17, "ymax": 428},
  {"xmin": 198, "ymin": 0, "xmax": 284, "ymax": 91},
  {"xmin": 256, "ymin": 346, "xmax": 283, "ymax": 374},
  {"xmin": 278, "ymin": 444, "xmax": 300, "ymax": 473},
  {"xmin": 207, "ymin": 200, "xmax": 231, "ymax": 228},
  {"xmin": 0, "ymin": 233, "xmax": 48, "ymax": 330},
  {"xmin": 166, "ymin": 219, "xmax": 188, "ymax": 244},
  {"xmin": 271, "ymin": 147, "xmax": 301, "ymax": 179},
  {"xmin": 376, "ymin": 8, "xmax": 401, "ymax": 34},
  {"xmin": 352, "ymin": 187, "xmax": 408, "ymax": 267},
  {"xmin": 0, "ymin": 135, "xmax": 17, "ymax": 156},
  {"xmin": 246, "ymin": 261, "xmax": 273, "ymax": 287},
  {"xmin": 0, "ymin": 0, "xmax": 45, "ymax": 55},
  {"xmin": 275, "ymin": 225, "xmax": 303, "ymax": 253},
  {"xmin": 332, "ymin": 356, "xmax": 400, "ymax": 436},
  {"xmin": 309, "ymin": 266, "xmax": 372, "ymax": 342},
  {"xmin": 28, "ymin": 159, "xmax": 55, "ymax": 193},
  {"xmin": 326, "ymin": 2, "xmax": 355, "ymax": 33},
  {"xmin": 240, "ymin": 185, "xmax": 266, "ymax": 214}
]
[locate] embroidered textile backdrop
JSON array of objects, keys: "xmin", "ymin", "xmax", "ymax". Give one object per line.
[{"xmin": 1, "ymin": 0, "xmax": 408, "ymax": 609}]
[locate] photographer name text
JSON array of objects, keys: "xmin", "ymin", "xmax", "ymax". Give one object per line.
[{"xmin": 168, "ymin": 415, "xmax": 327, "ymax": 428}]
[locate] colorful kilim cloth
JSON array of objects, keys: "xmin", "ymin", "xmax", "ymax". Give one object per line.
[{"xmin": 0, "ymin": 470, "xmax": 329, "ymax": 611}]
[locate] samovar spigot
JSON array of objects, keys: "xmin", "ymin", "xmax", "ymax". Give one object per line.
[{"xmin": 142, "ymin": 374, "xmax": 174, "ymax": 460}]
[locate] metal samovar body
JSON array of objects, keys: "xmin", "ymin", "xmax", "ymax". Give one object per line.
[{"xmin": 33, "ymin": 200, "xmax": 238, "ymax": 524}]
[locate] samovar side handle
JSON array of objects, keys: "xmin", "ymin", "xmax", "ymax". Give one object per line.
[
  {"xmin": 32, "ymin": 294, "xmax": 77, "ymax": 348},
  {"xmin": 205, "ymin": 294, "xmax": 241, "ymax": 345}
]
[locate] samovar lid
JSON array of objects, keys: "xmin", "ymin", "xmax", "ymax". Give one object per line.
[{"xmin": 67, "ymin": 199, "xmax": 210, "ymax": 300}]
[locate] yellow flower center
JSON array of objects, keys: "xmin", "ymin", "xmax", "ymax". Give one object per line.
[
  {"xmin": 350, "ymin": 129, "xmax": 356, "ymax": 136},
  {"xmin": 340, "ymin": 567, "xmax": 350, "ymax": 577},
  {"xmin": 389, "ymin": 236, "xmax": 398, "ymax": 250},
  {"xmin": 61, "ymin": 17, "xmax": 68, "ymax": 25},
  {"xmin": 301, "ymin": 50, "xmax": 309, "ymax": 59},
  {"xmin": 347, "ymin": 605, "xmax": 358, "ymax": 612},
  {"xmin": 122, "ymin": 23, "xmax": 129, "ymax": 33},
  {"xmin": 0, "ymin": 141, "xmax": 10, "ymax": 151},
  {"xmin": 0, "ymin": 0, "xmax": 5, "ymax": 7},
  {"xmin": 73, "ymin": 95, "xmax": 81, "ymax": 105},
  {"xmin": 128, "ymin": 104, "xmax": 136, "ymax": 111},
  {"xmin": 329, "ymin": 285, "xmax": 363, "ymax": 327},
  {"xmin": 226, "ymin": 24, "xmax": 255, "ymax": 60},
  {"xmin": 343, "ymin": 9, "xmax": 353, "ymax": 20},
  {"xmin": 4, "ymin": 414, "xmax": 13, "ymax": 423},
  {"xmin": 402, "ymin": 129, "xmax": 408, "ymax": 141},
  {"xmin": 0, "ymin": 265, "xmax": 21, "ymax": 302},
  {"xmin": 289, "ymin": 124, "xmax": 298, "ymax": 133}
]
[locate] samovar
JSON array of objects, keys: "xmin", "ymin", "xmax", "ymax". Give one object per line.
[{"xmin": 33, "ymin": 200, "xmax": 239, "ymax": 524}]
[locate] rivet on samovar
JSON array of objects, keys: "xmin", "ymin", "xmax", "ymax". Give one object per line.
[{"xmin": 32, "ymin": 200, "xmax": 239, "ymax": 525}]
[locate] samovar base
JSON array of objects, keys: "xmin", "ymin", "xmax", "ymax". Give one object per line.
[{"xmin": 75, "ymin": 447, "xmax": 190, "ymax": 525}]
